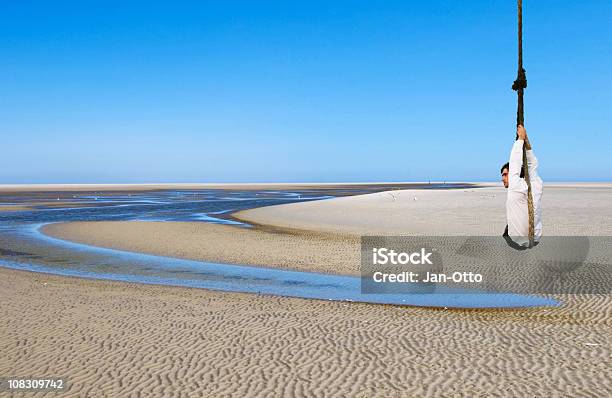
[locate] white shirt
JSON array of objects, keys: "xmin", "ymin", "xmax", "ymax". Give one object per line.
[{"xmin": 506, "ymin": 139, "xmax": 543, "ymax": 247}]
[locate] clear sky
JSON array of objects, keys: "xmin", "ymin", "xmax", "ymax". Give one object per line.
[{"xmin": 1, "ymin": 1, "xmax": 610, "ymax": 183}]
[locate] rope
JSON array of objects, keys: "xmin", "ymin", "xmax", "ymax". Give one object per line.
[{"xmin": 512, "ymin": 0, "xmax": 535, "ymax": 247}]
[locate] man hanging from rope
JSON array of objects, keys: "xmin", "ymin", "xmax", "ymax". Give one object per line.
[{"xmin": 500, "ymin": 125, "xmax": 543, "ymax": 248}]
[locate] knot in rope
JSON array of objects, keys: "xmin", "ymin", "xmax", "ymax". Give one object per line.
[{"xmin": 512, "ymin": 67, "xmax": 527, "ymax": 91}]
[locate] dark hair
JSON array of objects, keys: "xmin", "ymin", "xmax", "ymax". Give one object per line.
[{"xmin": 500, "ymin": 162, "xmax": 525, "ymax": 178}]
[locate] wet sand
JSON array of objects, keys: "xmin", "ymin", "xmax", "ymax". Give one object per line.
[
  {"xmin": 2, "ymin": 184, "xmax": 612, "ymax": 396},
  {"xmin": 0, "ymin": 205, "xmax": 32, "ymax": 212},
  {"xmin": 0, "ymin": 202, "xmax": 116, "ymax": 212},
  {"xmin": 44, "ymin": 221, "xmax": 360, "ymax": 275}
]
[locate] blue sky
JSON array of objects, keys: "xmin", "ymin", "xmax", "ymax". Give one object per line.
[{"xmin": 1, "ymin": 1, "xmax": 610, "ymax": 183}]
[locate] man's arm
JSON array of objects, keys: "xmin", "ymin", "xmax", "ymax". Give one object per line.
[
  {"xmin": 508, "ymin": 139, "xmax": 524, "ymax": 190},
  {"xmin": 521, "ymin": 125, "xmax": 541, "ymax": 182},
  {"xmin": 526, "ymin": 148, "xmax": 540, "ymax": 180}
]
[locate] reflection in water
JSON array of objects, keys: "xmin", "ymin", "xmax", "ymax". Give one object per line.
[{"xmin": 0, "ymin": 188, "xmax": 558, "ymax": 308}]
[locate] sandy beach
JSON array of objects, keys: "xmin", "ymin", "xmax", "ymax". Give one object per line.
[
  {"xmin": 2, "ymin": 184, "xmax": 611, "ymax": 397},
  {"xmin": 236, "ymin": 185, "xmax": 612, "ymax": 236},
  {"xmin": 2, "ymin": 267, "xmax": 610, "ymax": 397}
]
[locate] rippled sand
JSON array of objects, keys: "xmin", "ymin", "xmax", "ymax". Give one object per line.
[{"xmin": 1, "ymin": 268, "xmax": 610, "ymax": 397}]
